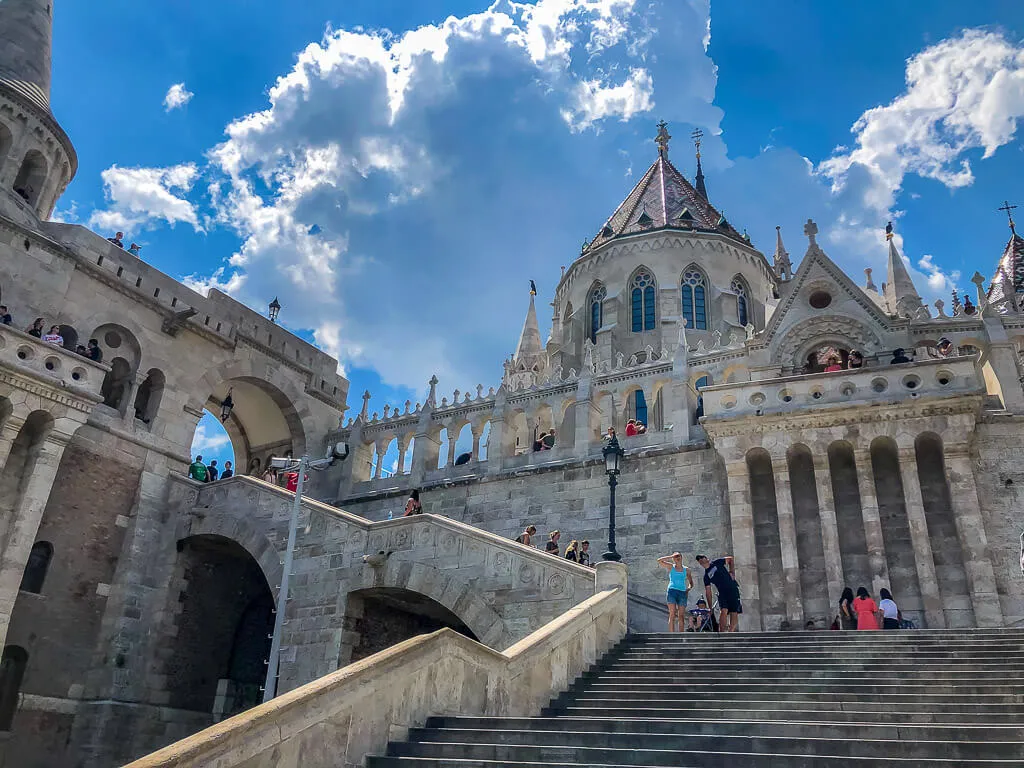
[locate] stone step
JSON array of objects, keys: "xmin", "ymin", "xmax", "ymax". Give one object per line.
[
  {"xmin": 627, "ymin": 637, "xmax": 1024, "ymax": 647},
  {"xmin": 630, "ymin": 631, "xmax": 1024, "ymax": 640},
  {"xmin": 370, "ymin": 759, "xmax": 1024, "ymax": 768},
  {"xmin": 600, "ymin": 662, "xmax": 1024, "ymax": 673},
  {"xmin": 547, "ymin": 704, "xmax": 1024, "ymax": 724},
  {"xmin": 570, "ymin": 680, "xmax": 1024, "ymax": 694},
  {"xmin": 617, "ymin": 649, "xmax": 1024, "ymax": 658},
  {"xmin": 546, "ymin": 697, "xmax": 1024, "ymax": 715},
  {"xmin": 386, "ymin": 739, "xmax": 1024, "ymax": 765},
  {"xmin": 583, "ymin": 668, "xmax": 1024, "ymax": 680},
  {"xmin": 425, "ymin": 716, "xmax": 1024, "ymax": 742},
  {"xmin": 559, "ymin": 689, "xmax": 1024, "ymax": 704}
]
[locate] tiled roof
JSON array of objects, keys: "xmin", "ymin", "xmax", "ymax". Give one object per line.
[
  {"xmin": 584, "ymin": 153, "xmax": 747, "ymax": 253},
  {"xmin": 989, "ymin": 229, "xmax": 1024, "ymax": 306}
]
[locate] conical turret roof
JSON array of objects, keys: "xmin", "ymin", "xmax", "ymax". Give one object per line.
[
  {"xmin": 988, "ymin": 227, "xmax": 1024, "ymax": 307},
  {"xmin": 883, "ymin": 233, "xmax": 924, "ymax": 316},
  {"xmin": 514, "ymin": 293, "xmax": 543, "ymax": 362},
  {"xmin": 584, "ymin": 124, "xmax": 747, "ymax": 254}
]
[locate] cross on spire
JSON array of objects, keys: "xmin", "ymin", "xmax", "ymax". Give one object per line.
[
  {"xmin": 999, "ymin": 200, "xmax": 1018, "ymax": 233},
  {"xmin": 691, "ymin": 128, "xmax": 703, "ymax": 159},
  {"xmin": 655, "ymin": 120, "xmax": 671, "ymax": 159}
]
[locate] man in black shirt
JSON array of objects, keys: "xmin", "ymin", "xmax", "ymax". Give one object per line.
[
  {"xmin": 697, "ymin": 554, "xmax": 741, "ymax": 632},
  {"xmin": 0, "ymin": 306, "xmax": 11, "ymax": 326},
  {"xmin": 86, "ymin": 338, "xmax": 103, "ymax": 362}
]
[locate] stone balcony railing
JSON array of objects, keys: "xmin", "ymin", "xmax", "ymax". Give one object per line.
[
  {"xmin": 0, "ymin": 323, "xmax": 108, "ymax": 408},
  {"xmin": 700, "ymin": 356, "xmax": 983, "ymax": 422}
]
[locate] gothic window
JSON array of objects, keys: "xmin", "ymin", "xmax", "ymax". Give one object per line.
[
  {"xmin": 694, "ymin": 375, "xmax": 710, "ymax": 424},
  {"xmin": 634, "ymin": 390, "xmax": 648, "ymax": 428},
  {"xmin": 731, "ymin": 276, "xmax": 749, "ymax": 327},
  {"xmin": 681, "ymin": 267, "xmax": 708, "ymax": 330},
  {"xmin": 0, "ymin": 646, "xmax": 27, "ymax": 731},
  {"xmin": 589, "ymin": 285, "xmax": 606, "ymax": 343},
  {"xmin": 13, "ymin": 150, "xmax": 47, "ymax": 207},
  {"xmin": 630, "ymin": 270, "xmax": 656, "ymax": 332},
  {"xmin": 19, "ymin": 541, "xmax": 52, "ymax": 594}
]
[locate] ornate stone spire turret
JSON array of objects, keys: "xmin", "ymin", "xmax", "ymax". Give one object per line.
[
  {"xmin": 864, "ymin": 268, "xmax": 878, "ymax": 293},
  {"xmin": 692, "ymin": 128, "xmax": 708, "ymax": 200},
  {"xmin": 988, "ymin": 201, "xmax": 1024, "ymax": 311},
  {"xmin": 773, "ymin": 225, "xmax": 792, "ymax": 281},
  {"xmin": 504, "ymin": 286, "xmax": 548, "ymax": 390},
  {"xmin": 883, "ymin": 224, "xmax": 924, "ymax": 317}
]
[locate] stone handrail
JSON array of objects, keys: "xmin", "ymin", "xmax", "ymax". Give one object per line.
[{"xmin": 123, "ymin": 562, "xmax": 627, "ymax": 768}]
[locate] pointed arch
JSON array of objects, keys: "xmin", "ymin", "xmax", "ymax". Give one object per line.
[
  {"xmin": 731, "ymin": 274, "xmax": 750, "ymax": 327},
  {"xmin": 629, "ymin": 267, "xmax": 657, "ymax": 332},
  {"xmin": 562, "ymin": 301, "xmax": 574, "ymax": 347},
  {"xmin": 588, "ymin": 283, "xmax": 606, "ymax": 343},
  {"xmin": 681, "ymin": 264, "xmax": 709, "ymax": 330}
]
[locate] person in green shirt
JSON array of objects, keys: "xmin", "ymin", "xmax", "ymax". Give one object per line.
[{"xmin": 188, "ymin": 455, "xmax": 208, "ymax": 482}]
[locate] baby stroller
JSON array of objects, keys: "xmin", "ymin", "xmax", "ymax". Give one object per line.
[{"xmin": 687, "ymin": 598, "xmax": 719, "ymax": 632}]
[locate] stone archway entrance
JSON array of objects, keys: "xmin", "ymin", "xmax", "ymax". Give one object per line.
[
  {"xmin": 341, "ymin": 587, "xmax": 478, "ymax": 665},
  {"xmin": 162, "ymin": 535, "xmax": 273, "ymax": 719}
]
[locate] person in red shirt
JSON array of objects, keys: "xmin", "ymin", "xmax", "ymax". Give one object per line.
[
  {"xmin": 625, "ymin": 419, "xmax": 638, "ymax": 437},
  {"xmin": 285, "ymin": 471, "xmax": 308, "ymax": 493}
]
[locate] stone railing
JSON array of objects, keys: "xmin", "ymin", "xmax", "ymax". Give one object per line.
[
  {"xmin": 122, "ymin": 562, "xmax": 627, "ymax": 768},
  {"xmin": 0, "ymin": 323, "xmax": 107, "ymax": 406},
  {"xmin": 700, "ymin": 356, "xmax": 982, "ymax": 421}
]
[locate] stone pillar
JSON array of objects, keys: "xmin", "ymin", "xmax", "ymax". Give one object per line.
[
  {"xmin": 0, "ymin": 416, "xmax": 25, "ymax": 473},
  {"xmin": 0, "ymin": 434, "xmax": 68, "ymax": 648},
  {"xmin": 724, "ymin": 459, "xmax": 760, "ymax": 630},
  {"xmin": 373, "ymin": 440, "xmax": 385, "ymax": 479},
  {"xmin": 396, "ymin": 444, "xmax": 408, "ymax": 476},
  {"xmin": 471, "ymin": 429, "xmax": 481, "ymax": 461},
  {"xmin": 853, "ymin": 448, "xmax": 891, "ymax": 597},
  {"xmin": 769, "ymin": 447, "xmax": 803, "ymax": 625},
  {"xmin": 945, "ymin": 442, "xmax": 1003, "ymax": 627},
  {"xmin": 812, "ymin": 455, "xmax": 844, "ymax": 610},
  {"xmin": 896, "ymin": 440, "xmax": 945, "ymax": 628},
  {"xmin": 447, "ymin": 432, "xmax": 459, "ymax": 467}
]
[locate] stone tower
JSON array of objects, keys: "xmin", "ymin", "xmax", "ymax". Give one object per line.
[{"xmin": 0, "ymin": 0, "xmax": 76, "ymax": 223}]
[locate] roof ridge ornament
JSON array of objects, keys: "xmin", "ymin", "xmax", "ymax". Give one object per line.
[
  {"xmin": 999, "ymin": 200, "xmax": 1018, "ymax": 233},
  {"xmin": 692, "ymin": 128, "xmax": 707, "ymax": 199},
  {"xmin": 655, "ymin": 120, "xmax": 671, "ymax": 159}
]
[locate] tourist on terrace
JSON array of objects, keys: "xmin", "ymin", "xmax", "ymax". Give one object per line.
[
  {"xmin": 86, "ymin": 338, "xmax": 102, "ymax": 362},
  {"xmin": 261, "ymin": 467, "xmax": 277, "ymax": 484},
  {"xmin": 75, "ymin": 344, "xmax": 87, "ymax": 355},
  {"xmin": 42, "ymin": 325, "xmax": 63, "ymax": 346},
  {"xmin": 963, "ymin": 296, "xmax": 977, "ymax": 315},
  {"xmin": 220, "ymin": 460, "xmax": 234, "ymax": 479},
  {"xmin": 207, "ymin": 459, "xmax": 219, "ymax": 481},
  {"xmin": 0, "ymin": 305, "xmax": 11, "ymax": 326},
  {"xmin": 838, "ymin": 587, "xmax": 856, "ymax": 630},
  {"xmin": 541, "ymin": 429, "xmax": 555, "ymax": 449},
  {"xmin": 564, "ymin": 539, "xmax": 581, "ymax": 563},
  {"xmin": 26, "ymin": 318, "xmax": 44, "ymax": 338},
  {"xmin": 578, "ymin": 540, "xmax": 591, "ymax": 567},
  {"xmin": 937, "ymin": 338, "xmax": 954, "ymax": 357},
  {"xmin": 697, "ymin": 554, "xmax": 741, "ymax": 632},
  {"xmin": 658, "ymin": 552, "xmax": 694, "ymax": 632},
  {"xmin": 824, "ymin": 355, "xmax": 842, "ymax": 373},
  {"xmin": 545, "ymin": 530, "xmax": 561, "ymax": 554},
  {"xmin": 890, "ymin": 348, "xmax": 911, "ymax": 365},
  {"xmin": 128, "ymin": 243, "xmax": 142, "ymax": 257},
  {"xmin": 625, "ymin": 419, "xmax": 638, "ymax": 437},
  {"xmin": 878, "ymin": 588, "xmax": 901, "ymax": 630},
  {"xmin": 188, "ymin": 455, "xmax": 209, "ymax": 482},
  {"xmin": 403, "ymin": 488, "xmax": 423, "ymax": 516},
  {"xmin": 532, "ymin": 431, "xmax": 548, "ymax": 451},
  {"xmin": 515, "ymin": 525, "xmax": 537, "ymax": 546},
  {"xmin": 107, "ymin": 231, "xmax": 125, "ymax": 248},
  {"xmin": 853, "ymin": 586, "xmax": 880, "ymax": 630},
  {"xmin": 848, "ymin": 351, "xmax": 864, "ymax": 369}
]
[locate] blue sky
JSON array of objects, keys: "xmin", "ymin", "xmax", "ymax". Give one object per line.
[{"xmin": 46, "ymin": 1, "xmax": 1024, "ymax": 466}]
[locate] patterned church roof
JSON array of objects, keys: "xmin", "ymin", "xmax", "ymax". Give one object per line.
[
  {"xmin": 584, "ymin": 135, "xmax": 748, "ymax": 254},
  {"xmin": 988, "ymin": 229, "xmax": 1024, "ymax": 306}
]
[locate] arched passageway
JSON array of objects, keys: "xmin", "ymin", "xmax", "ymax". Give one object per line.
[
  {"xmin": 162, "ymin": 535, "xmax": 273, "ymax": 718},
  {"xmin": 341, "ymin": 587, "xmax": 477, "ymax": 665}
]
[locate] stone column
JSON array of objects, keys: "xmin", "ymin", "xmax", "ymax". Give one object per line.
[
  {"xmin": 447, "ymin": 432, "xmax": 459, "ymax": 467},
  {"xmin": 724, "ymin": 459, "xmax": 760, "ymax": 630},
  {"xmin": 471, "ymin": 429, "xmax": 481, "ymax": 461},
  {"xmin": 812, "ymin": 455, "xmax": 844, "ymax": 610},
  {"xmin": 0, "ymin": 416, "xmax": 25, "ymax": 473},
  {"xmin": 396, "ymin": 443, "xmax": 408, "ymax": 476},
  {"xmin": 853, "ymin": 448, "xmax": 891, "ymax": 597},
  {"xmin": 0, "ymin": 434, "xmax": 68, "ymax": 648},
  {"xmin": 373, "ymin": 440, "xmax": 385, "ymax": 479},
  {"xmin": 896, "ymin": 440, "xmax": 945, "ymax": 628},
  {"xmin": 769, "ymin": 447, "xmax": 803, "ymax": 625},
  {"xmin": 945, "ymin": 442, "xmax": 1003, "ymax": 627}
]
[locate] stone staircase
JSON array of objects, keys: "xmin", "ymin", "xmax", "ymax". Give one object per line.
[{"xmin": 368, "ymin": 629, "xmax": 1024, "ymax": 766}]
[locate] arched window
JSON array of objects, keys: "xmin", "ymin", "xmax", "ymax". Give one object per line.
[
  {"xmin": 134, "ymin": 369, "xmax": 165, "ymax": 424},
  {"xmin": 630, "ymin": 270, "xmax": 656, "ymax": 332},
  {"xmin": 681, "ymin": 267, "xmax": 708, "ymax": 330},
  {"xmin": 731, "ymin": 276, "xmax": 749, "ymax": 328},
  {"xmin": 13, "ymin": 150, "xmax": 48, "ymax": 207},
  {"xmin": 634, "ymin": 390, "xmax": 648, "ymax": 428},
  {"xmin": 19, "ymin": 542, "xmax": 52, "ymax": 594},
  {"xmin": 0, "ymin": 646, "xmax": 27, "ymax": 731},
  {"xmin": 0, "ymin": 123, "xmax": 12, "ymax": 174},
  {"xmin": 694, "ymin": 375, "xmax": 710, "ymax": 424},
  {"xmin": 589, "ymin": 285, "xmax": 606, "ymax": 343}
]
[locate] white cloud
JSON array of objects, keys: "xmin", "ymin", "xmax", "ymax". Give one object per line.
[
  {"xmin": 164, "ymin": 83, "xmax": 194, "ymax": 112},
  {"xmin": 190, "ymin": 417, "xmax": 231, "ymax": 456},
  {"xmin": 89, "ymin": 164, "xmax": 202, "ymax": 235},
  {"xmin": 562, "ymin": 68, "xmax": 654, "ymax": 131},
  {"xmin": 819, "ymin": 29, "xmax": 1024, "ymax": 214},
  {"xmin": 918, "ymin": 253, "xmax": 961, "ymax": 294}
]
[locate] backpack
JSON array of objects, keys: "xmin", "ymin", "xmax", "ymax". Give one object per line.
[{"xmin": 514, "ymin": 533, "xmax": 527, "ymax": 544}]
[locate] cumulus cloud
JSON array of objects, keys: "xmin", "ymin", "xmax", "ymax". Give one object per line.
[
  {"xmin": 89, "ymin": 164, "xmax": 202, "ymax": 234},
  {"xmin": 190, "ymin": 416, "xmax": 231, "ymax": 455},
  {"xmin": 819, "ymin": 29, "xmax": 1024, "ymax": 214},
  {"xmin": 563, "ymin": 68, "xmax": 654, "ymax": 130},
  {"xmin": 917, "ymin": 253, "xmax": 961, "ymax": 294},
  {"xmin": 164, "ymin": 83, "xmax": 194, "ymax": 111}
]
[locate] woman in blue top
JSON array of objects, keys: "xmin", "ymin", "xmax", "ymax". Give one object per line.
[{"xmin": 657, "ymin": 552, "xmax": 694, "ymax": 632}]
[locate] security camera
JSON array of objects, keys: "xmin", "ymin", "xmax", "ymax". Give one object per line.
[
  {"xmin": 362, "ymin": 550, "xmax": 392, "ymax": 567},
  {"xmin": 326, "ymin": 442, "xmax": 350, "ymax": 462},
  {"xmin": 268, "ymin": 457, "xmax": 292, "ymax": 470}
]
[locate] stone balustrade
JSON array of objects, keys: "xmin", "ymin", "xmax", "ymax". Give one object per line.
[
  {"xmin": 0, "ymin": 322, "xmax": 107, "ymax": 405},
  {"xmin": 122, "ymin": 562, "xmax": 627, "ymax": 768},
  {"xmin": 700, "ymin": 356, "xmax": 983, "ymax": 421}
]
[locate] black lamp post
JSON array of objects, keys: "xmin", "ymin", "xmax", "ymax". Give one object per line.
[
  {"xmin": 220, "ymin": 390, "xmax": 234, "ymax": 423},
  {"xmin": 269, "ymin": 296, "xmax": 282, "ymax": 323},
  {"xmin": 602, "ymin": 433, "xmax": 624, "ymax": 562}
]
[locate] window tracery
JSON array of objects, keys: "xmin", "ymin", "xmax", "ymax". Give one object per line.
[{"xmin": 681, "ymin": 268, "xmax": 708, "ymax": 330}]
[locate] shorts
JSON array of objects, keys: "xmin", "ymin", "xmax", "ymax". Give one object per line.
[
  {"xmin": 883, "ymin": 617, "xmax": 900, "ymax": 630},
  {"xmin": 666, "ymin": 588, "xmax": 688, "ymax": 607},
  {"xmin": 718, "ymin": 583, "xmax": 742, "ymax": 613}
]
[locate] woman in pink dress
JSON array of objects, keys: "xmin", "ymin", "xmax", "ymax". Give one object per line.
[{"xmin": 853, "ymin": 586, "xmax": 880, "ymax": 630}]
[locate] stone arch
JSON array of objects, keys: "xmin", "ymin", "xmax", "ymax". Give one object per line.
[
  {"xmin": 562, "ymin": 300, "xmax": 574, "ymax": 349},
  {"xmin": 730, "ymin": 274, "xmax": 751, "ymax": 328},
  {"xmin": 628, "ymin": 265, "xmax": 657, "ymax": 333},
  {"xmin": 179, "ymin": 512, "xmax": 283, "ymax": 591},
  {"xmin": 196, "ymin": 359, "xmax": 313, "ymax": 474},
  {"xmin": 587, "ymin": 282, "xmax": 606, "ymax": 343},
  {"xmin": 722, "ymin": 363, "xmax": 749, "ymax": 384},
  {"xmin": 775, "ymin": 316, "xmax": 882, "ymax": 370},
  {"xmin": 681, "ymin": 263, "xmax": 710, "ymax": 331},
  {"xmin": 0, "ymin": 122, "xmax": 12, "ymax": 175},
  {"xmin": 0, "ymin": 410, "xmax": 54, "ymax": 527},
  {"xmin": 353, "ymin": 558, "xmax": 511, "ymax": 651},
  {"xmin": 12, "ymin": 150, "xmax": 47, "ymax": 207},
  {"xmin": 746, "ymin": 448, "xmax": 784, "ymax": 629},
  {"xmin": 0, "ymin": 646, "xmax": 28, "ymax": 730}
]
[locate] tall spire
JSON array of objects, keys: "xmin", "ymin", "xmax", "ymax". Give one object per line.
[
  {"xmin": 505, "ymin": 287, "xmax": 548, "ymax": 390},
  {"xmin": 691, "ymin": 128, "xmax": 708, "ymax": 200},
  {"xmin": 988, "ymin": 200, "xmax": 1024, "ymax": 309},
  {"xmin": 883, "ymin": 223, "xmax": 924, "ymax": 317},
  {"xmin": 773, "ymin": 225, "xmax": 792, "ymax": 281},
  {"xmin": 0, "ymin": 0, "xmax": 54, "ymax": 113}
]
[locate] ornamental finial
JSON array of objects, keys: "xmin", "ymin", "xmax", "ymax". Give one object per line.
[{"xmin": 655, "ymin": 120, "xmax": 671, "ymax": 159}]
